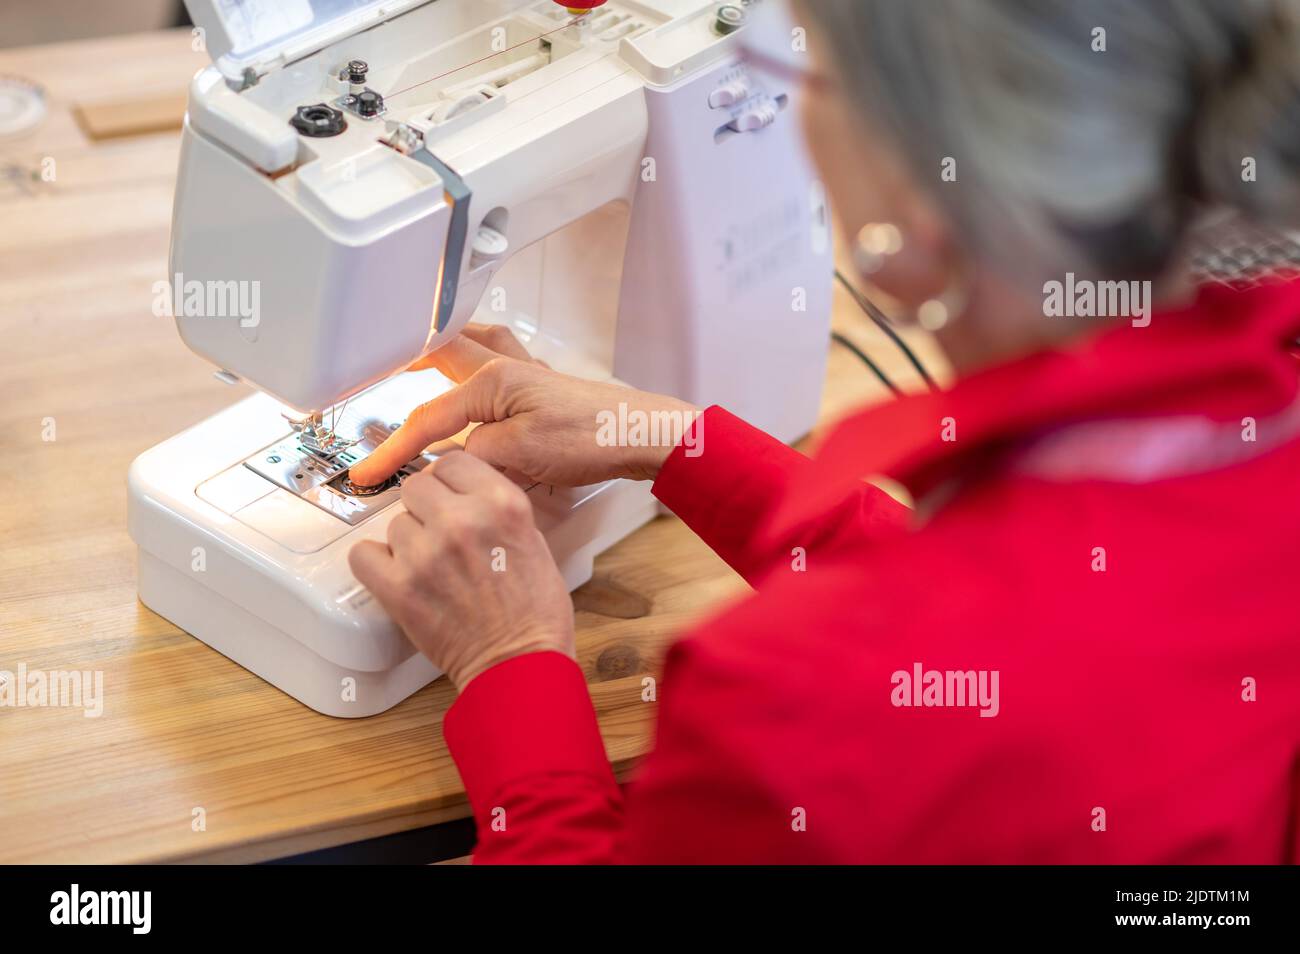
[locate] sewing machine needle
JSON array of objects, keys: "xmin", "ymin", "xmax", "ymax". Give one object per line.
[{"xmin": 335, "ymin": 396, "xmax": 352, "ymax": 439}]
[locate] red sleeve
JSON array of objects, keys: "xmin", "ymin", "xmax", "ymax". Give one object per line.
[
  {"xmin": 444, "ymin": 408, "xmax": 909, "ymax": 864},
  {"xmin": 442, "ymin": 651, "xmax": 624, "ymax": 863},
  {"xmin": 652, "ymin": 406, "xmax": 909, "ymax": 585},
  {"xmin": 444, "ymin": 598, "xmax": 843, "ymax": 865}
]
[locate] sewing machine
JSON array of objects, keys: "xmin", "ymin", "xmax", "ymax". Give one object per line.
[{"xmin": 127, "ymin": 0, "xmax": 831, "ymax": 716}]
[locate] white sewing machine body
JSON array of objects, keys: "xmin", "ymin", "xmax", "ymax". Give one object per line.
[{"xmin": 128, "ymin": 0, "xmax": 832, "ymax": 716}]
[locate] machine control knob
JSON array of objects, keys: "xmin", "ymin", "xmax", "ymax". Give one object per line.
[
  {"xmin": 727, "ymin": 104, "xmax": 777, "ymax": 133},
  {"xmin": 708, "ymin": 78, "xmax": 751, "ymax": 109},
  {"xmin": 346, "ymin": 60, "xmax": 369, "ymax": 85},
  {"xmin": 470, "ymin": 226, "xmax": 510, "ymax": 267},
  {"xmin": 356, "ymin": 90, "xmax": 384, "ymax": 118},
  {"xmin": 714, "ymin": 4, "xmax": 746, "ymax": 35},
  {"xmin": 290, "ymin": 103, "xmax": 347, "ymax": 137}
]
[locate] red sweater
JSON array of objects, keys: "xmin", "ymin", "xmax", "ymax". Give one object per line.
[{"xmin": 444, "ymin": 280, "xmax": 1300, "ymax": 863}]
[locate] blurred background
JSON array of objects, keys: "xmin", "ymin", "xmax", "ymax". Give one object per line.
[{"xmin": 0, "ymin": 1, "xmax": 190, "ymax": 48}]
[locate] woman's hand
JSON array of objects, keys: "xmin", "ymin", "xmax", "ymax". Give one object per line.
[
  {"xmin": 348, "ymin": 449, "xmax": 574, "ymax": 690},
  {"xmin": 347, "ymin": 323, "xmax": 699, "ymax": 488}
]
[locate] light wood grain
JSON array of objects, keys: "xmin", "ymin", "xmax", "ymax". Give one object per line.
[
  {"xmin": 0, "ymin": 29, "xmax": 947, "ymax": 864},
  {"xmin": 74, "ymin": 90, "xmax": 188, "ymax": 140}
]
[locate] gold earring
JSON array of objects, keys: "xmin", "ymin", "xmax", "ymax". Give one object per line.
[
  {"xmin": 917, "ymin": 280, "xmax": 968, "ymax": 332},
  {"xmin": 852, "ymin": 222, "xmax": 903, "ymax": 276}
]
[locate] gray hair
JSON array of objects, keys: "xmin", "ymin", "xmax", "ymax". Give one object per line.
[{"xmin": 804, "ymin": 0, "xmax": 1300, "ymax": 284}]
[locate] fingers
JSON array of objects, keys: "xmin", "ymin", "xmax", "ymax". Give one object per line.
[
  {"xmin": 385, "ymin": 510, "xmax": 424, "ymax": 557},
  {"xmin": 399, "ymin": 467, "xmax": 456, "ymax": 524},
  {"xmin": 462, "ymin": 419, "xmax": 515, "ymax": 470},
  {"xmin": 407, "ymin": 336, "xmax": 498, "ymax": 381},
  {"xmin": 406, "ymin": 323, "xmax": 534, "ymax": 380},
  {"xmin": 351, "ymin": 452, "xmax": 531, "ymax": 594},
  {"xmin": 432, "ymin": 450, "xmax": 534, "ymax": 531},
  {"xmin": 347, "ymin": 539, "xmax": 397, "ymax": 599},
  {"xmin": 426, "ymin": 448, "xmax": 502, "ymax": 493},
  {"xmin": 425, "ymin": 450, "xmax": 535, "ymax": 544},
  {"xmin": 349, "ymin": 361, "xmax": 508, "ymax": 486},
  {"xmin": 461, "ymin": 322, "xmax": 535, "ymax": 361}
]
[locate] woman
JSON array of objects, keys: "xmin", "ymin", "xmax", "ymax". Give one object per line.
[{"xmin": 346, "ymin": 0, "xmax": 1300, "ymax": 863}]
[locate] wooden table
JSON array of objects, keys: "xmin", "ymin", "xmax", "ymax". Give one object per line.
[{"xmin": 0, "ymin": 28, "xmax": 943, "ymax": 863}]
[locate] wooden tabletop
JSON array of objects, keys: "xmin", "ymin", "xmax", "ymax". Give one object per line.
[{"xmin": 0, "ymin": 28, "xmax": 944, "ymax": 863}]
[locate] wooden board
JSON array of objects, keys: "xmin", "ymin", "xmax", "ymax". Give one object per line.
[
  {"xmin": 73, "ymin": 90, "xmax": 188, "ymax": 140},
  {"xmin": 0, "ymin": 28, "xmax": 946, "ymax": 864}
]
